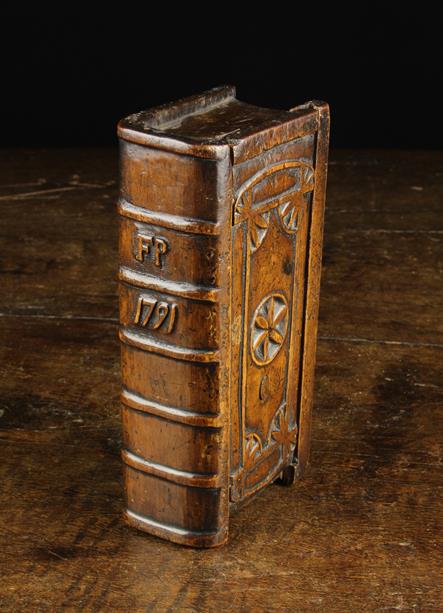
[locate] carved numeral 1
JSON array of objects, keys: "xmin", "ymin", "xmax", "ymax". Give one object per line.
[
  {"xmin": 134, "ymin": 296, "xmax": 177, "ymax": 333},
  {"xmin": 165, "ymin": 303, "xmax": 177, "ymax": 333},
  {"xmin": 135, "ymin": 234, "xmax": 169, "ymax": 267}
]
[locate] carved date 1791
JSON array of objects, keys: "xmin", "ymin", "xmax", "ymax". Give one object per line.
[{"xmin": 134, "ymin": 295, "xmax": 177, "ymax": 333}]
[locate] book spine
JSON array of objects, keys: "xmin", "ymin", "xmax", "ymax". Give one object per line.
[{"xmin": 117, "ymin": 138, "xmax": 231, "ymax": 547}]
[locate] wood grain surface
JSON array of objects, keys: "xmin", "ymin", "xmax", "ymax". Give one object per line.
[{"xmin": 0, "ymin": 149, "xmax": 442, "ymax": 611}]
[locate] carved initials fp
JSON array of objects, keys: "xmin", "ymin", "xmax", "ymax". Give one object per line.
[
  {"xmin": 134, "ymin": 295, "xmax": 177, "ymax": 333},
  {"xmin": 135, "ymin": 234, "xmax": 169, "ymax": 267}
]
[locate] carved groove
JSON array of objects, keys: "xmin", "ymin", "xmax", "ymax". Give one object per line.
[
  {"xmin": 121, "ymin": 388, "xmax": 223, "ymax": 428},
  {"xmin": 119, "ymin": 266, "xmax": 218, "ymax": 302},
  {"xmin": 118, "ymin": 198, "xmax": 220, "ymax": 235},
  {"xmin": 119, "ymin": 327, "xmax": 220, "ymax": 363},
  {"xmin": 122, "ymin": 449, "xmax": 221, "ymax": 488}
]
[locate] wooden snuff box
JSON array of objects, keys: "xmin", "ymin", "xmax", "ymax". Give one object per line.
[{"xmin": 117, "ymin": 86, "xmax": 330, "ymax": 547}]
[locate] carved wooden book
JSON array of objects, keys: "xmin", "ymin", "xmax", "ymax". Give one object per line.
[{"xmin": 117, "ymin": 86, "xmax": 329, "ymax": 547}]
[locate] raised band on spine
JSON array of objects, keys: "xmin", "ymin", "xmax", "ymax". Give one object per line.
[
  {"xmin": 119, "ymin": 266, "xmax": 218, "ymax": 302},
  {"xmin": 122, "ymin": 449, "xmax": 221, "ymax": 488},
  {"xmin": 118, "ymin": 198, "xmax": 220, "ymax": 235},
  {"xmin": 119, "ymin": 327, "xmax": 220, "ymax": 363},
  {"xmin": 124, "ymin": 509, "xmax": 227, "ymax": 548},
  {"xmin": 121, "ymin": 388, "xmax": 223, "ymax": 428}
]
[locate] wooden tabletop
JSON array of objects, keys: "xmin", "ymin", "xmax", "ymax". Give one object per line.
[{"xmin": 1, "ymin": 149, "xmax": 442, "ymax": 612}]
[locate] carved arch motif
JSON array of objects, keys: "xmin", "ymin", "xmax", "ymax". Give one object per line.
[{"xmin": 233, "ymin": 160, "xmax": 315, "ymax": 250}]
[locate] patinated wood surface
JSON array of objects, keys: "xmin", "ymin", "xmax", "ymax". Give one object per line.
[{"xmin": 0, "ymin": 149, "xmax": 442, "ymax": 611}]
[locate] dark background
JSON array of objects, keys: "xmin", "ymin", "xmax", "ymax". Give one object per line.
[{"xmin": 1, "ymin": 9, "xmax": 442, "ymax": 148}]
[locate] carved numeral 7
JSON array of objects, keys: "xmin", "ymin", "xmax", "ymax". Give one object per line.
[{"xmin": 134, "ymin": 296, "xmax": 156, "ymax": 327}]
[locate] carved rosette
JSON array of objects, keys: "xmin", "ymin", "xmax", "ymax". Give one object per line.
[{"xmin": 251, "ymin": 293, "xmax": 288, "ymax": 366}]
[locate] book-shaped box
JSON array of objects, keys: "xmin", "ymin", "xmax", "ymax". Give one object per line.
[{"xmin": 117, "ymin": 86, "xmax": 329, "ymax": 547}]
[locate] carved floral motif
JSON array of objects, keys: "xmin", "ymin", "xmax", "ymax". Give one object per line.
[
  {"xmin": 234, "ymin": 160, "xmax": 316, "ymax": 241},
  {"xmin": 244, "ymin": 433, "xmax": 263, "ymax": 470},
  {"xmin": 277, "ymin": 165, "xmax": 314, "ymax": 233},
  {"xmin": 251, "ymin": 293, "xmax": 288, "ymax": 366},
  {"xmin": 271, "ymin": 405, "xmax": 298, "ymax": 459},
  {"xmin": 242, "ymin": 404, "xmax": 298, "ymax": 473},
  {"xmin": 250, "ymin": 211, "xmax": 270, "ymax": 251}
]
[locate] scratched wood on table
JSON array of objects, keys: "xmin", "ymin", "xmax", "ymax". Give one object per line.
[{"xmin": 0, "ymin": 149, "xmax": 442, "ymax": 611}]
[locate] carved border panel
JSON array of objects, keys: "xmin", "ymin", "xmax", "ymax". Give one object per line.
[{"xmin": 230, "ymin": 157, "xmax": 315, "ymax": 501}]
